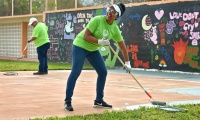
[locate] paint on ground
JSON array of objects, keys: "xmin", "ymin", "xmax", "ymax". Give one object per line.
[{"xmin": 162, "ymin": 88, "xmax": 200, "ymax": 96}]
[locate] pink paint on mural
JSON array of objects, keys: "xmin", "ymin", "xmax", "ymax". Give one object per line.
[{"xmin": 155, "ymin": 9, "xmax": 164, "ymax": 20}]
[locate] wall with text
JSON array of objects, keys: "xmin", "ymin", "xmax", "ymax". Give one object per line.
[{"xmin": 46, "ymin": 1, "xmax": 200, "ymax": 72}]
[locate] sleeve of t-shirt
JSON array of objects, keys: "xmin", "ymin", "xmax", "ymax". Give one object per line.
[
  {"xmin": 32, "ymin": 26, "xmax": 40, "ymax": 38},
  {"xmin": 112, "ymin": 26, "xmax": 124, "ymax": 42},
  {"xmin": 86, "ymin": 16, "xmax": 99, "ymax": 33},
  {"xmin": 46, "ymin": 25, "xmax": 48, "ymax": 31}
]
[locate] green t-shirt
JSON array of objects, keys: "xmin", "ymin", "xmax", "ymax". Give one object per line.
[
  {"xmin": 32, "ymin": 22, "xmax": 50, "ymax": 47},
  {"xmin": 73, "ymin": 15, "xmax": 123, "ymax": 51}
]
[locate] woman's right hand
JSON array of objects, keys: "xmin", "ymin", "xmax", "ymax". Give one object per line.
[{"xmin": 98, "ymin": 39, "xmax": 110, "ymax": 46}]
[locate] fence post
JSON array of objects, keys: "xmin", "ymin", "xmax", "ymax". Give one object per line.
[{"xmin": 30, "ymin": 0, "xmax": 32, "ymax": 14}]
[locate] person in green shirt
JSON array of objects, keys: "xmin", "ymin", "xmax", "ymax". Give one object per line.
[
  {"xmin": 64, "ymin": 3, "xmax": 131, "ymax": 111},
  {"xmin": 28, "ymin": 17, "xmax": 50, "ymax": 75}
]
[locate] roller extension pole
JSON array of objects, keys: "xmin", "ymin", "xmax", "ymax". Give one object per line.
[
  {"xmin": 109, "ymin": 45, "xmax": 166, "ymax": 106},
  {"xmin": 17, "ymin": 44, "xmax": 28, "ymax": 60}
]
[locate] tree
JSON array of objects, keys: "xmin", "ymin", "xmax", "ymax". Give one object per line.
[
  {"xmin": 0, "ymin": 0, "xmax": 152, "ymax": 17},
  {"xmin": 32, "ymin": 0, "xmax": 56, "ymax": 14},
  {"xmin": 57, "ymin": 0, "xmax": 83, "ymax": 9},
  {"xmin": 0, "ymin": 0, "xmax": 30, "ymax": 16},
  {"xmin": 0, "ymin": 0, "xmax": 12, "ymax": 16},
  {"xmin": 14, "ymin": 0, "xmax": 29, "ymax": 15},
  {"xmin": 91, "ymin": 0, "xmax": 151, "ymax": 6},
  {"xmin": 46, "ymin": 0, "xmax": 57, "ymax": 11},
  {"xmin": 32, "ymin": 0, "xmax": 45, "ymax": 14}
]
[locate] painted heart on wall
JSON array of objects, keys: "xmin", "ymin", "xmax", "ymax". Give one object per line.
[{"xmin": 155, "ymin": 9, "xmax": 164, "ymax": 20}]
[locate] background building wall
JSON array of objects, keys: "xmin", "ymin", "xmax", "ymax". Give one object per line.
[
  {"xmin": 0, "ymin": 14, "xmax": 42, "ymax": 59},
  {"xmin": 0, "ymin": 23, "xmax": 21, "ymax": 57}
]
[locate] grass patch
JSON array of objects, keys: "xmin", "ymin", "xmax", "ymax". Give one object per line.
[
  {"xmin": 0, "ymin": 60, "xmax": 93, "ymax": 71},
  {"xmin": 32, "ymin": 104, "xmax": 200, "ymax": 120}
]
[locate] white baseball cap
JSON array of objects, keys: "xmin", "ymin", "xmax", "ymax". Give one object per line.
[{"xmin": 28, "ymin": 17, "xmax": 37, "ymax": 25}]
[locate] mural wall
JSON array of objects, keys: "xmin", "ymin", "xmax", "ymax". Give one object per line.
[
  {"xmin": 46, "ymin": 1, "xmax": 200, "ymax": 72},
  {"xmin": 46, "ymin": 10, "xmax": 95, "ymax": 62}
]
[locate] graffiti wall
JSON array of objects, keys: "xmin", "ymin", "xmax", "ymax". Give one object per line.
[
  {"xmin": 46, "ymin": 1, "xmax": 200, "ymax": 72},
  {"xmin": 46, "ymin": 9, "xmax": 96, "ymax": 62}
]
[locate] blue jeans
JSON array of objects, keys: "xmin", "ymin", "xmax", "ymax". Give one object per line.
[
  {"xmin": 37, "ymin": 43, "xmax": 50, "ymax": 73},
  {"xmin": 65, "ymin": 45, "xmax": 107, "ymax": 101}
]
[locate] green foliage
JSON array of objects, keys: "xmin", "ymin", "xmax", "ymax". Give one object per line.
[
  {"xmin": 46, "ymin": 0, "xmax": 56, "ymax": 11},
  {"xmin": 31, "ymin": 104, "xmax": 200, "ymax": 120},
  {"xmin": 0, "ymin": 0, "xmax": 155, "ymax": 16},
  {"xmin": 14, "ymin": 0, "xmax": 29, "ymax": 15},
  {"xmin": 0, "ymin": 0, "xmax": 12, "ymax": 16},
  {"xmin": 57, "ymin": 0, "xmax": 74, "ymax": 9},
  {"xmin": 0, "ymin": 0, "xmax": 81, "ymax": 16},
  {"xmin": 56, "ymin": 0, "xmax": 84, "ymax": 10},
  {"xmin": 32, "ymin": 0, "xmax": 45, "ymax": 14}
]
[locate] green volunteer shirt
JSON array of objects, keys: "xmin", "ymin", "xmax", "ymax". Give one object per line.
[
  {"xmin": 32, "ymin": 22, "xmax": 50, "ymax": 47},
  {"xmin": 73, "ymin": 15, "xmax": 123, "ymax": 51}
]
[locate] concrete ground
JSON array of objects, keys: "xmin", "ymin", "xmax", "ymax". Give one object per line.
[{"xmin": 1, "ymin": 68, "xmax": 200, "ymax": 120}]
